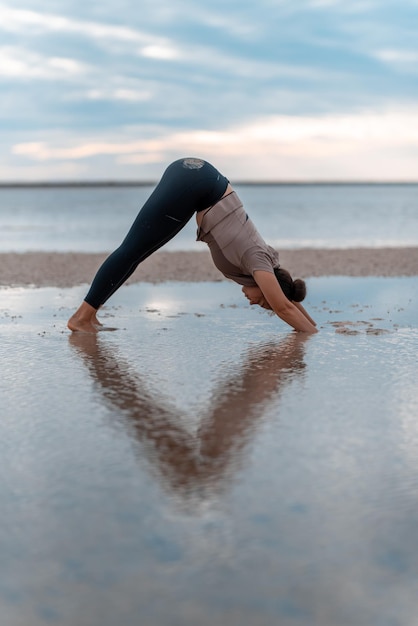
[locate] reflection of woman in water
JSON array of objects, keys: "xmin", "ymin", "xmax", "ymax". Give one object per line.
[
  {"xmin": 68, "ymin": 158, "xmax": 317, "ymax": 334},
  {"xmin": 69, "ymin": 333, "xmax": 309, "ymax": 498}
]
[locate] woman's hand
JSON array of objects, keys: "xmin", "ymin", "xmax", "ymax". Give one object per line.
[{"xmin": 252, "ymin": 271, "xmax": 318, "ymax": 333}]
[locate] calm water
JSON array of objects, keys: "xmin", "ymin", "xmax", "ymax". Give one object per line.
[
  {"xmin": 1, "ymin": 277, "xmax": 418, "ymax": 625},
  {"xmin": 0, "ymin": 184, "xmax": 417, "ymax": 252}
]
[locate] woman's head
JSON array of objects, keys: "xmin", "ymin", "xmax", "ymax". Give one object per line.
[
  {"xmin": 242, "ymin": 268, "xmax": 307, "ymax": 310},
  {"xmin": 273, "ymin": 267, "xmax": 306, "ymax": 302}
]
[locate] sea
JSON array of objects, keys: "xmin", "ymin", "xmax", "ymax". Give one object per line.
[{"xmin": 0, "ymin": 183, "xmax": 417, "ymax": 253}]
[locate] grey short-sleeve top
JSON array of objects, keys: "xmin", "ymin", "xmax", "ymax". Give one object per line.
[{"xmin": 196, "ymin": 191, "xmax": 280, "ymax": 287}]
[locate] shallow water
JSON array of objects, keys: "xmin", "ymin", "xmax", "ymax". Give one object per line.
[{"xmin": 1, "ymin": 278, "xmax": 418, "ymax": 626}]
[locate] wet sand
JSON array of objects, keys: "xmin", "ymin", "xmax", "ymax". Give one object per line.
[
  {"xmin": 1, "ymin": 278, "xmax": 418, "ymax": 626},
  {"xmin": 1, "ymin": 247, "xmax": 417, "ymax": 288}
]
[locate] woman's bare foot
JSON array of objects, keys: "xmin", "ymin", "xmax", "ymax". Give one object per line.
[
  {"xmin": 67, "ymin": 317, "xmax": 99, "ymax": 333},
  {"xmin": 68, "ymin": 301, "xmax": 105, "ymax": 333},
  {"xmin": 92, "ymin": 312, "xmax": 103, "ymax": 326}
]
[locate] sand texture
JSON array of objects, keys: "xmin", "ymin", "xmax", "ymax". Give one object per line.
[{"xmin": 0, "ymin": 247, "xmax": 417, "ymax": 288}]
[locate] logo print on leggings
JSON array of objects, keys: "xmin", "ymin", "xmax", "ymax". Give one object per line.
[{"xmin": 182, "ymin": 158, "xmax": 204, "ymax": 169}]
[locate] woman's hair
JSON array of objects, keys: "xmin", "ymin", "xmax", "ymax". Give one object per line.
[{"xmin": 273, "ymin": 267, "xmax": 306, "ymax": 302}]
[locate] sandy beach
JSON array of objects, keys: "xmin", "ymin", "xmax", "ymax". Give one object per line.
[{"xmin": 1, "ymin": 247, "xmax": 417, "ymax": 288}]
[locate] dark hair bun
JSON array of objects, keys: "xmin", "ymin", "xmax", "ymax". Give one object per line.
[
  {"xmin": 274, "ymin": 267, "xmax": 307, "ymax": 302},
  {"xmin": 292, "ymin": 278, "xmax": 306, "ymax": 302}
]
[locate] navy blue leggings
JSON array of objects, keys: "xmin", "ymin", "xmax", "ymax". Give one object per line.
[{"xmin": 84, "ymin": 158, "xmax": 229, "ymax": 308}]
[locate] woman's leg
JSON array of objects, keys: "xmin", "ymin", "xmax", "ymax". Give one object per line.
[{"xmin": 68, "ymin": 158, "xmax": 228, "ymax": 332}]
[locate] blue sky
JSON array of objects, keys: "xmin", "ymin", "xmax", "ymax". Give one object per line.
[{"xmin": 1, "ymin": 0, "xmax": 418, "ymax": 181}]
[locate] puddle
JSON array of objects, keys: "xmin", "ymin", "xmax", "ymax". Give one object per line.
[{"xmin": 1, "ymin": 277, "xmax": 417, "ymax": 626}]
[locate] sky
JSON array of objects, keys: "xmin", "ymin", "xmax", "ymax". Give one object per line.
[{"xmin": 1, "ymin": 0, "xmax": 418, "ymax": 182}]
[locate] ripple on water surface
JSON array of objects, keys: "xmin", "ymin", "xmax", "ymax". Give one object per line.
[{"xmin": 0, "ymin": 277, "xmax": 417, "ymax": 626}]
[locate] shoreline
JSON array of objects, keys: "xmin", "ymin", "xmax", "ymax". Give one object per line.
[
  {"xmin": 2, "ymin": 181, "xmax": 418, "ymax": 189},
  {"xmin": 0, "ymin": 248, "xmax": 417, "ymax": 288}
]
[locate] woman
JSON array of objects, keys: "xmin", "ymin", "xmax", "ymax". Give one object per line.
[{"xmin": 68, "ymin": 157, "xmax": 317, "ymax": 333}]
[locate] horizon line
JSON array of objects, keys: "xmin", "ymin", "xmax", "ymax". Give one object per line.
[{"xmin": 1, "ymin": 180, "xmax": 418, "ymax": 188}]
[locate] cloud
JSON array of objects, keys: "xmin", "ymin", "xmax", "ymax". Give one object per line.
[
  {"xmin": 174, "ymin": 4, "xmax": 261, "ymax": 39},
  {"xmin": 141, "ymin": 45, "xmax": 181, "ymax": 61},
  {"xmin": 1, "ymin": 0, "xmax": 418, "ymax": 181},
  {"xmin": 307, "ymin": 0, "xmax": 377, "ymax": 10},
  {"xmin": 0, "ymin": 46, "xmax": 91, "ymax": 79},
  {"xmin": 12, "ymin": 106, "xmax": 418, "ymax": 159},
  {"xmin": 0, "ymin": 4, "xmax": 336, "ymax": 92},
  {"xmin": 373, "ymin": 48, "xmax": 418, "ymax": 72},
  {"xmin": 9, "ymin": 106, "xmax": 418, "ymax": 181},
  {"xmin": 0, "ymin": 3, "xmax": 179, "ymax": 60},
  {"xmin": 85, "ymin": 87, "xmax": 153, "ymax": 102}
]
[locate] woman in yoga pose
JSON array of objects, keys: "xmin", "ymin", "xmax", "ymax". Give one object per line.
[{"xmin": 67, "ymin": 157, "xmax": 317, "ymax": 334}]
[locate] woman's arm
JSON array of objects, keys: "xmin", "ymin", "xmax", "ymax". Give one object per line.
[
  {"xmin": 293, "ymin": 301, "xmax": 317, "ymax": 326},
  {"xmin": 254, "ymin": 270, "xmax": 318, "ymax": 333}
]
